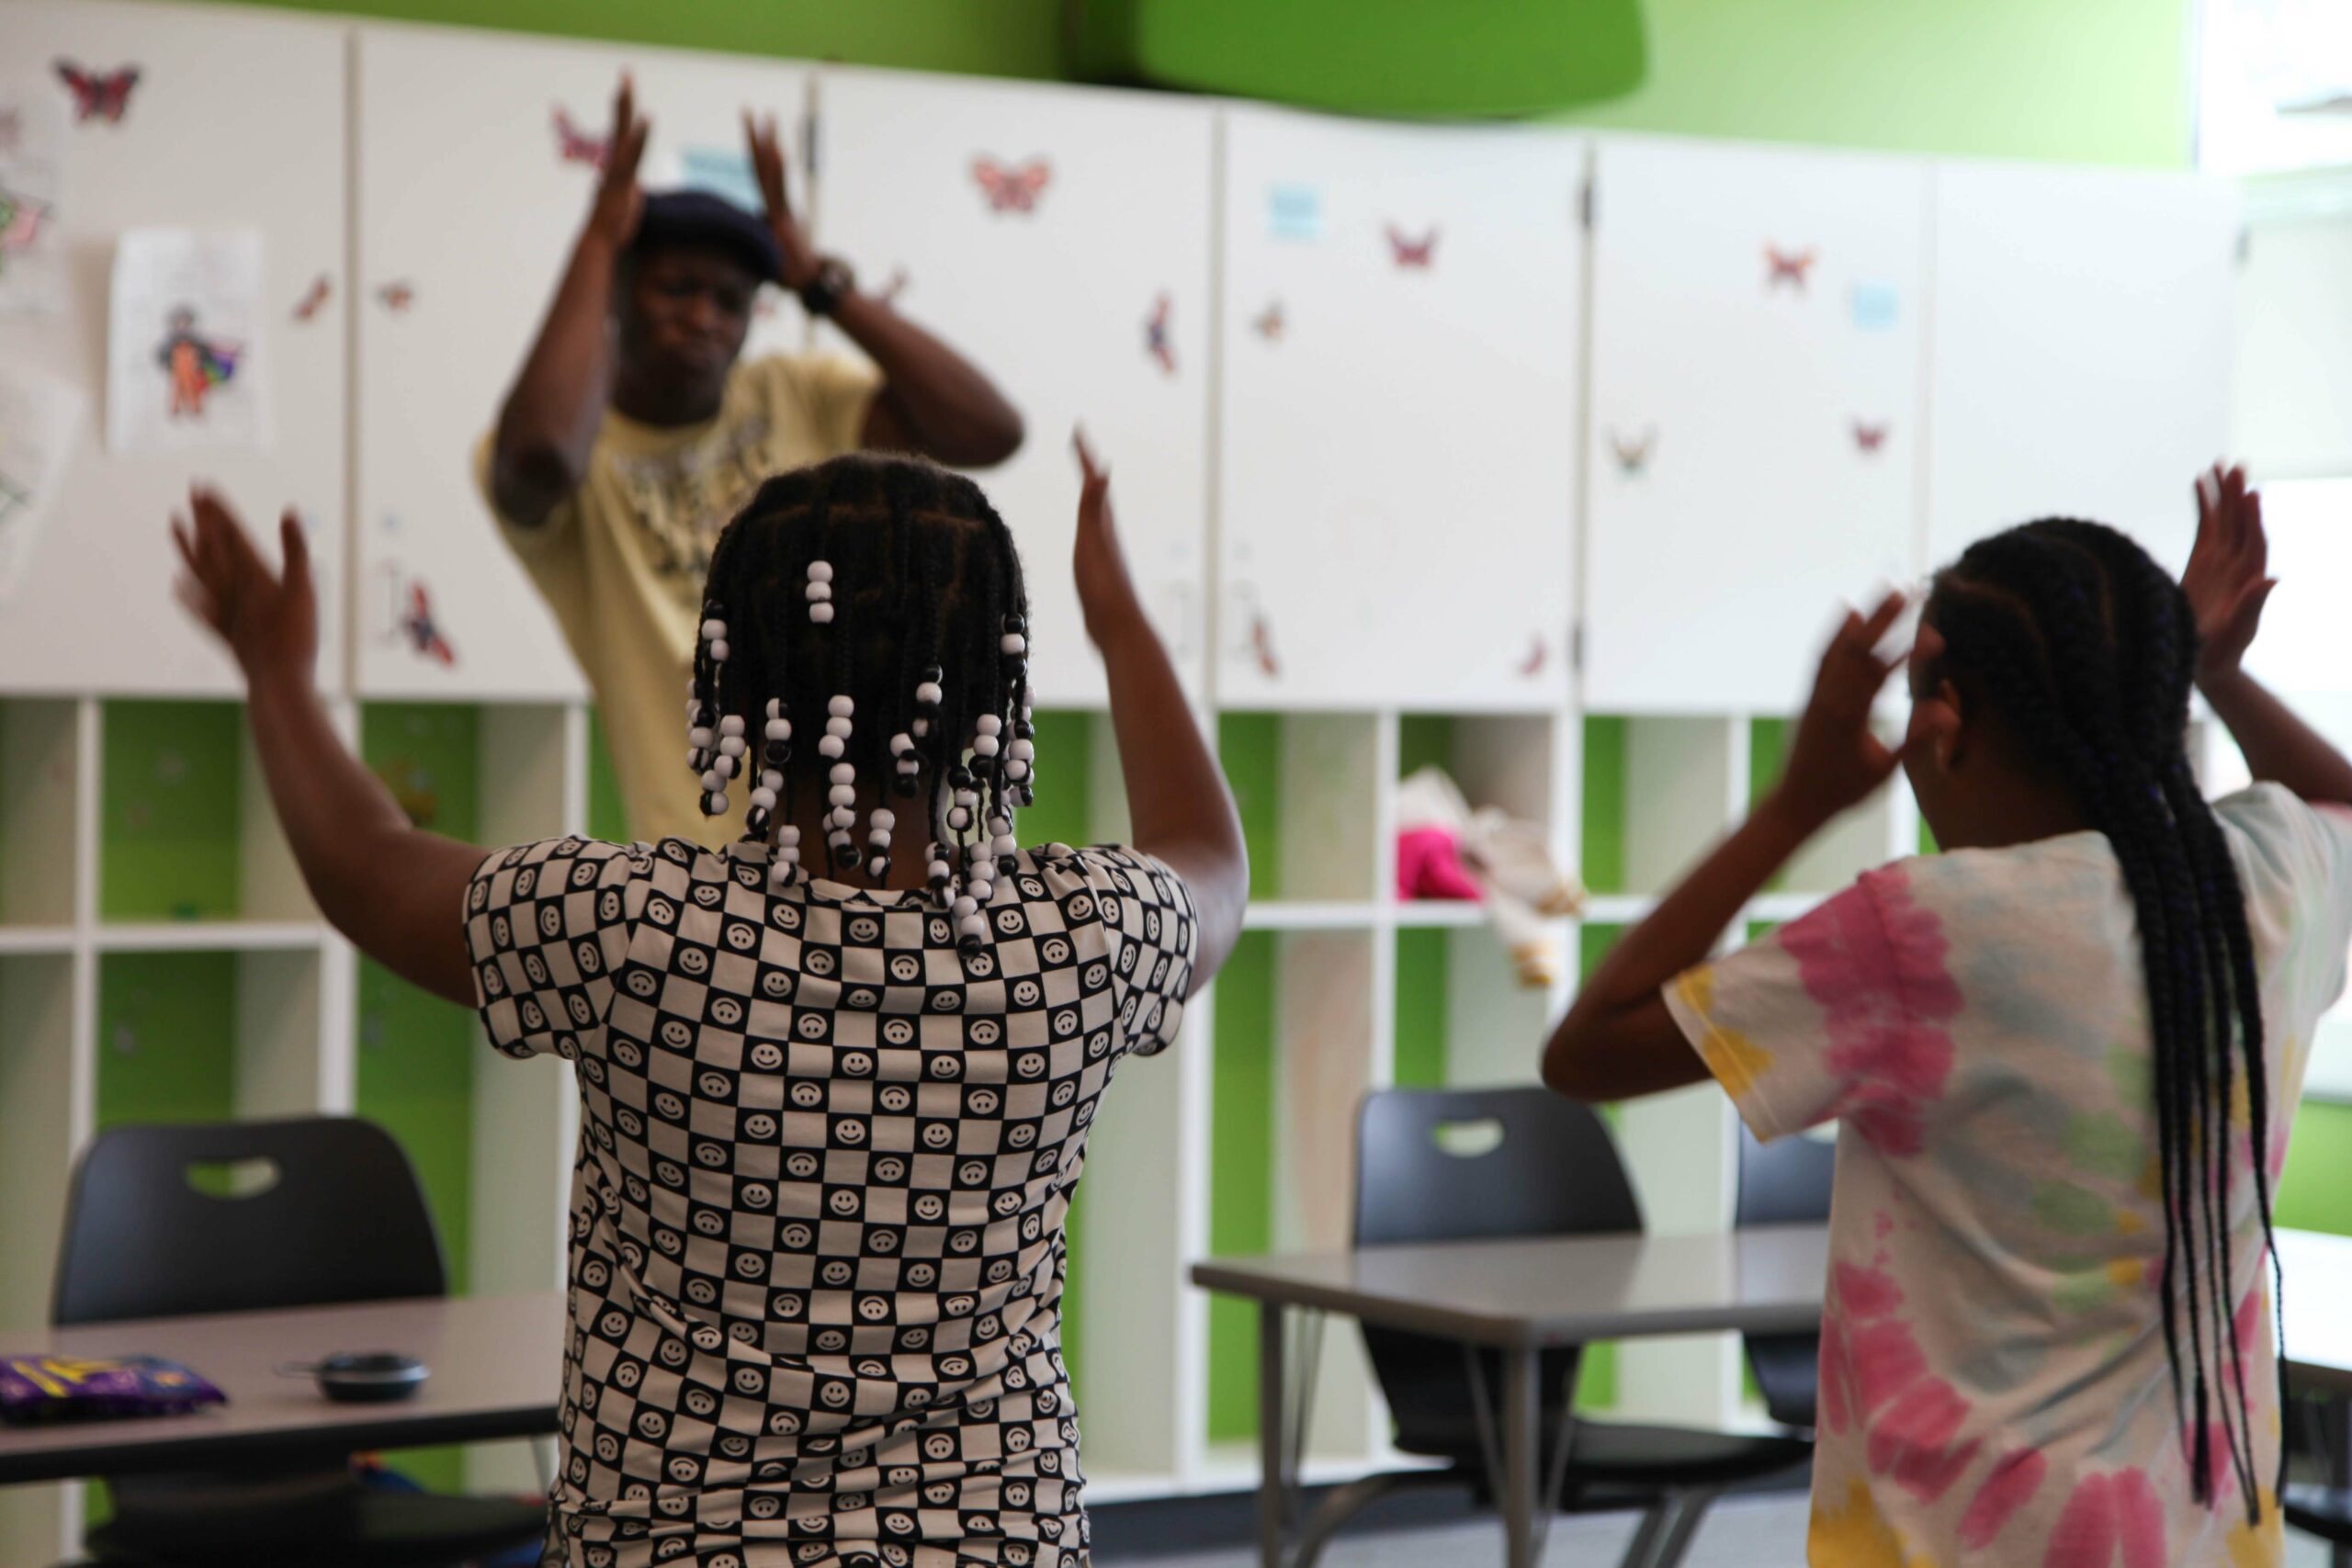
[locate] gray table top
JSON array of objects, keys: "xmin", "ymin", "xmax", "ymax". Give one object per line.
[
  {"xmin": 0, "ymin": 1292, "xmax": 565, "ymax": 1485},
  {"xmin": 1194, "ymin": 1224, "xmax": 2352, "ymax": 1381}
]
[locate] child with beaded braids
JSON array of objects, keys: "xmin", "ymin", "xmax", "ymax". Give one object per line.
[
  {"xmin": 167, "ymin": 433, "xmax": 1247, "ymax": 1568},
  {"xmin": 1544, "ymin": 465, "xmax": 2352, "ymax": 1565}
]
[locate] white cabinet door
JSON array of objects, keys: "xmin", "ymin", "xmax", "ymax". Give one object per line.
[
  {"xmin": 1926, "ymin": 163, "xmax": 2240, "ymax": 576},
  {"xmin": 1217, "ymin": 107, "xmax": 1582, "ymax": 712},
  {"xmin": 1584, "ymin": 136, "xmax": 1928, "ymax": 715},
  {"xmin": 0, "ymin": 0, "xmax": 346, "ymax": 697},
  {"xmin": 808, "ymin": 68, "xmax": 1212, "ymax": 708},
  {"xmin": 356, "ymin": 26, "xmax": 808, "ymax": 700}
]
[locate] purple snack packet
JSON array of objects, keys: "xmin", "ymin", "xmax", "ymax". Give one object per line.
[{"xmin": 0, "ymin": 1355, "xmax": 226, "ymax": 1425}]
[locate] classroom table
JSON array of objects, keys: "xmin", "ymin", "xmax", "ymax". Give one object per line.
[
  {"xmin": 1194, "ymin": 1224, "xmax": 2352, "ymax": 1568},
  {"xmin": 0, "ymin": 1292, "xmax": 565, "ymax": 1485}
]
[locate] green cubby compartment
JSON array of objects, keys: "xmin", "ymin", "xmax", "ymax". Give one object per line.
[
  {"xmin": 1392, "ymin": 924, "xmax": 1555, "ymax": 1091},
  {"xmin": 96, "ymin": 945, "xmax": 330, "ymax": 1135},
  {"xmin": 97, "ymin": 700, "xmax": 311, "ymax": 931},
  {"xmin": 1204, "ymin": 927, "xmax": 1378, "ymax": 1464},
  {"xmin": 1220, "ymin": 712, "xmax": 1380, "ymax": 909},
  {"xmin": 1748, "ymin": 716, "xmax": 1909, "ymax": 897},
  {"xmin": 1580, "ymin": 716, "xmax": 1739, "ymax": 900},
  {"xmin": 0, "ymin": 700, "xmax": 82, "ymax": 933},
  {"xmin": 0, "ymin": 953, "xmax": 77, "ymax": 1334}
]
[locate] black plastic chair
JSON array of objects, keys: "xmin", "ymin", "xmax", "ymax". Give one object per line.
[
  {"xmin": 52, "ymin": 1117, "xmax": 547, "ymax": 1568},
  {"xmin": 1289, "ymin": 1089, "xmax": 1809, "ymax": 1568},
  {"xmin": 1734, "ymin": 1121, "xmax": 1836, "ymax": 1432}
]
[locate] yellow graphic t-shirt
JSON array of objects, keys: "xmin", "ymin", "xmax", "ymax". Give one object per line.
[{"xmin": 476, "ymin": 353, "xmax": 881, "ymax": 848}]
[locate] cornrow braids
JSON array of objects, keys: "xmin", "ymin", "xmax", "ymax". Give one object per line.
[
  {"xmin": 1925, "ymin": 518, "xmax": 2278, "ymax": 1521},
  {"xmin": 687, "ymin": 452, "xmax": 1036, "ymax": 953}
]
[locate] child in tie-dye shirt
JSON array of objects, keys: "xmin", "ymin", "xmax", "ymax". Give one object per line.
[{"xmin": 1545, "ymin": 467, "xmax": 2352, "ymax": 1566}]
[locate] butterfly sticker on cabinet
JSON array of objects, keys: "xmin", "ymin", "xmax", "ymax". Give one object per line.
[
  {"xmin": 1228, "ymin": 584, "xmax": 1280, "ymax": 679},
  {"xmin": 1609, "ymin": 427, "xmax": 1657, "ymax": 477},
  {"xmin": 971, "ymin": 155, "xmax": 1050, "ymax": 215},
  {"xmin": 378, "ymin": 562, "xmax": 457, "ymax": 667},
  {"xmin": 1852, "ymin": 420, "xmax": 1890, "ymax": 454},
  {"xmin": 1385, "ymin": 224, "xmax": 1438, "ymax": 269},
  {"xmin": 1521, "ymin": 636, "xmax": 1549, "ymax": 678},
  {"xmin": 1144, "ymin": 293, "xmax": 1175, "ymax": 376},
  {"xmin": 1251, "ymin": 299, "xmax": 1285, "ymax": 342},
  {"xmin": 376, "ymin": 281, "xmax": 416, "ymax": 313},
  {"xmin": 54, "ymin": 60, "xmax": 140, "ymax": 125},
  {"xmin": 290, "ymin": 275, "xmax": 332, "ymax": 323},
  {"xmin": 1764, "ymin": 244, "xmax": 1815, "ymax": 291},
  {"xmin": 552, "ymin": 106, "xmax": 608, "ymax": 170}
]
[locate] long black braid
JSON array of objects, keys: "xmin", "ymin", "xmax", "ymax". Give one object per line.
[
  {"xmin": 683, "ymin": 453, "xmax": 1035, "ymax": 947},
  {"xmin": 1927, "ymin": 519, "xmax": 2278, "ymax": 1520}
]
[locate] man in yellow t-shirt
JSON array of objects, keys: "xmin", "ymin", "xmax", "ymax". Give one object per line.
[{"xmin": 480, "ymin": 77, "xmax": 1023, "ymax": 848}]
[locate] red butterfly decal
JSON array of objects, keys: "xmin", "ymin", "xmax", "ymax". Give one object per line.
[
  {"xmin": 1852, "ymin": 420, "xmax": 1889, "ymax": 453},
  {"xmin": 1251, "ymin": 299, "xmax": 1284, "ymax": 341},
  {"xmin": 1610, "ymin": 427, "xmax": 1657, "ymax": 476},
  {"xmin": 1385, "ymin": 224, "xmax": 1439, "ymax": 268},
  {"xmin": 1251, "ymin": 615, "xmax": 1280, "ymax": 679},
  {"xmin": 54, "ymin": 60, "xmax": 140, "ymax": 125},
  {"xmin": 551, "ymin": 106, "xmax": 608, "ymax": 170},
  {"xmin": 376, "ymin": 281, "xmax": 415, "ymax": 313},
  {"xmin": 1521, "ymin": 636, "xmax": 1548, "ymax": 678},
  {"xmin": 971, "ymin": 156, "xmax": 1050, "ymax": 215},
  {"xmin": 1765, "ymin": 244, "xmax": 1816, "ymax": 290},
  {"xmin": 291, "ymin": 275, "xmax": 332, "ymax": 322},
  {"xmin": 1144, "ymin": 293, "xmax": 1175, "ymax": 376},
  {"xmin": 401, "ymin": 581, "xmax": 456, "ymax": 666}
]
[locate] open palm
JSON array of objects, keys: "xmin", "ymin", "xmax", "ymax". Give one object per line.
[{"xmin": 2180, "ymin": 462, "xmax": 2275, "ymax": 682}]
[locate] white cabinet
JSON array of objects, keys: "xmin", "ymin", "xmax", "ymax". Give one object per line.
[
  {"xmin": 1925, "ymin": 162, "xmax": 2240, "ymax": 576},
  {"xmin": 1216, "ymin": 107, "xmax": 1582, "ymax": 711},
  {"xmin": 0, "ymin": 1, "xmax": 346, "ymax": 696},
  {"xmin": 808, "ymin": 69, "xmax": 1214, "ymax": 707},
  {"xmin": 1583, "ymin": 137, "xmax": 1927, "ymax": 714},
  {"xmin": 355, "ymin": 27, "xmax": 808, "ymax": 700}
]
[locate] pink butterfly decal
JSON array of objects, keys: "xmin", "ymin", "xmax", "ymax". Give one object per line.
[
  {"xmin": 1853, "ymin": 420, "xmax": 1889, "ymax": 453},
  {"xmin": 377, "ymin": 281, "xmax": 415, "ymax": 313},
  {"xmin": 552, "ymin": 106, "xmax": 608, "ymax": 170},
  {"xmin": 1145, "ymin": 293, "xmax": 1175, "ymax": 376},
  {"xmin": 1252, "ymin": 299, "xmax": 1284, "ymax": 341},
  {"xmin": 291, "ymin": 275, "xmax": 332, "ymax": 322},
  {"xmin": 1386, "ymin": 224, "xmax": 1438, "ymax": 268},
  {"xmin": 54, "ymin": 60, "xmax": 140, "ymax": 125},
  {"xmin": 1765, "ymin": 244, "xmax": 1816, "ymax": 290},
  {"xmin": 971, "ymin": 155, "xmax": 1050, "ymax": 215}
]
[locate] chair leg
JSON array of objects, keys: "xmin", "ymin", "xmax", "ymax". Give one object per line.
[
  {"xmin": 1293, "ymin": 1470, "xmax": 1462, "ymax": 1568},
  {"xmin": 1614, "ymin": 1498, "xmax": 1679, "ymax": 1568},
  {"xmin": 1637, "ymin": 1487, "xmax": 1724, "ymax": 1568}
]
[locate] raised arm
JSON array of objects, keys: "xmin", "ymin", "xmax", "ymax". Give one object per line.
[
  {"xmin": 2184, "ymin": 464, "xmax": 2352, "ymax": 808},
  {"xmin": 489, "ymin": 76, "xmax": 650, "ymax": 529},
  {"xmin": 173, "ymin": 490, "xmax": 482, "ymax": 1005},
  {"xmin": 1543, "ymin": 594, "xmax": 1913, "ymax": 1101},
  {"xmin": 1072, "ymin": 431, "xmax": 1245, "ymax": 984},
  {"xmin": 746, "ymin": 114, "xmax": 1023, "ymax": 468}
]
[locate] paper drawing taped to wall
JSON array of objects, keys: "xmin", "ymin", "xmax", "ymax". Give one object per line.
[
  {"xmin": 107, "ymin": 229, "xmax": 271, "ymax": 455},
  {"xmin": 0, "ymin": 87, "xmax": 65, "ymax": 315}
]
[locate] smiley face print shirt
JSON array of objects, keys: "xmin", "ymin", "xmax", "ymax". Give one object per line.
[{"xmin": 466, "ymin": 835, "xmax": 1197, "ymax": 1568}]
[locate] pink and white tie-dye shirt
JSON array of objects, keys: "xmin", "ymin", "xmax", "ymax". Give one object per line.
[{"xmin": 1664, "ymin": 784, "xmax": 2352, "ymax": 1568}]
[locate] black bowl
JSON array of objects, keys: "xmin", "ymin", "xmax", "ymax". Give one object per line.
[{"xmin": 309, "ymin": 1352, "xmax": 428, "ymax": 1404}]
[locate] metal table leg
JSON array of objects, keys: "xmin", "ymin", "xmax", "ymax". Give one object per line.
[
  {"xmin": 1501, "ymin": 1345, "xmax": 1540, "ymax": 1568},
  {"xmin": 1259, "ymin": 1302, "xmax": 1289, "ymax": 1568}
]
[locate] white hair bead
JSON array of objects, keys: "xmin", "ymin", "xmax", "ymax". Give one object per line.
[
  {"xmin": 810, "ymin": 603, "xmax": 834, "ymax": 624},
  {"xmin": 1010, "ymin": 739, "xmax": 1035, "ymax": 761},
  {"xmin": 701, "ymin": 768, "xmax": 723, "ymax": 793},
  {"xmin": 889, "ymin": 733, "xmax": 913, "ymax": 757},
  {"xmin": 829, "ymin": 696, "xmax": 854, "ymax": 717},
  {"xmin": 871, "ymin": 808, "xmax": 896, "ymax": 831},
  {"xmin": 959, "ymin": 915, "xmax": 988, "ymax": 942},
  {"xmin": 831, "ymin": 806, "xmax": 856, "ymax": 829},
  {"xmin": 976, "ymin": 714, "xmax": 1002, "ymax": 736},
  {"xmin": 761, "ymin": 769, "xmax": 784, "ymax": 791},
  {"xmin": 709, "ymin": 639, "xmax": 729, "ymax": 662},
  {"xmin": 1001, "ymin": 633, "xmax": 1026, "ymax": 656},
  {"xmin": 912, "ymin": 717, "xmax": 931, "ymax": 739},
  {"xmin": 915, "ymin": 681, "xmax": 944, "ymax": 706},
  {"xmin": 831, "ymin": 763, "xmax": 855, "ymax": 785},
  {"xmin": 707, "ymin": 791, "xmax": 729, "ymax": 813},
  {"xmin": 830, "ymin": 784, "xmax": 856, "ymax": 807},
  {"xmin": 778, "ymin": 826, "xmax": 802, "ymax": 846},
  {"xmin": 701, "ymin": 618, "xmax": 727, "ymax": 640},
  {"xmin": 993, "ymin": 834, "xmax": 1018, "ymax": 858},
  {"xmin": 766, "ymin": 698, "xmax": 784, "ymax": 719},
  {"xmin": 689, "ymin": 727, "xmax": 714, "ymax": 750},
  {"xmin": 751, "ymin": 787, "xmax": 777, "ymax": 810},
  {"xmin": 946, "ymin": 807, "xmax": 970, "ymax": 831},
  {"xmin": 719, "ymin": 716, "xmax": 744, "ymax": 739},
  {"xmin": 826, "ymin": 716, "xmax": 852, "ymax": 739},
  {"xmin": 972, "ymin": 735, "xmax": 1000, "ymax": 758},
  {"xmin": 766, "ymin": 718, "xmax": 791, "ymax": 742},
  {"xmin": 719, "ymin": 736, "xmax": 746, "ymax": 759},
  {"xmin": 804, "ymin": 580, "xmax": 832, "ymax": 603},
  {"xmin": 819, "ymin": 735, "xmax": 845, "ymax": 759},
  {"xmin": 951, "ymin": 895, "xmax": 978, "ymax": 919},
  {"xmin": 807, "ymin": 561, "xmax": 834, "ymax": 584},
  {"xmin": 1006, "ymin": 761, "xmax": 1030, "ymax": 784}
]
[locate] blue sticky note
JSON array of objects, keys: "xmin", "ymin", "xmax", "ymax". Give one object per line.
[
  {"xmin": 678, "ymin": 147, "xmax": 764, "ymax": 215},
  {"xmin": 1850, "ymin": 281, "xmax": 1900, "ymax": 332},
  {"xmin": 1268, "ymin": 184, "xmax": 1321, "ymax": 243}
]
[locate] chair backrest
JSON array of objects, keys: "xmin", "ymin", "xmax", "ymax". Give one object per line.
[
  {"xmin": 54, "ymin": 1117, "xmax": 446, "ymax": 1326},
  {"xmin": 1733, "ymin": 1121, "xmax": 1834, "ymax": 1429},
  {"xmin": 1352, "ymin": 1088, "xmax": 1641, "ymax": 1460}
]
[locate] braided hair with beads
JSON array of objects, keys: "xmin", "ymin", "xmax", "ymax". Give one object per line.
[
  {"xmin": 682, "ymin": 453, "xmax": 1039, "ymax": 953},
  {"xmin": 1925, "ymin": 517, "xmax": 2280, "ymax": 1522}
]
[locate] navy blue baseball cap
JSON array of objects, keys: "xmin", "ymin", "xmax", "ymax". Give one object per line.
[{"xmin": 629, "ymin": 189, "xmax": 783, "ymax": 284}]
